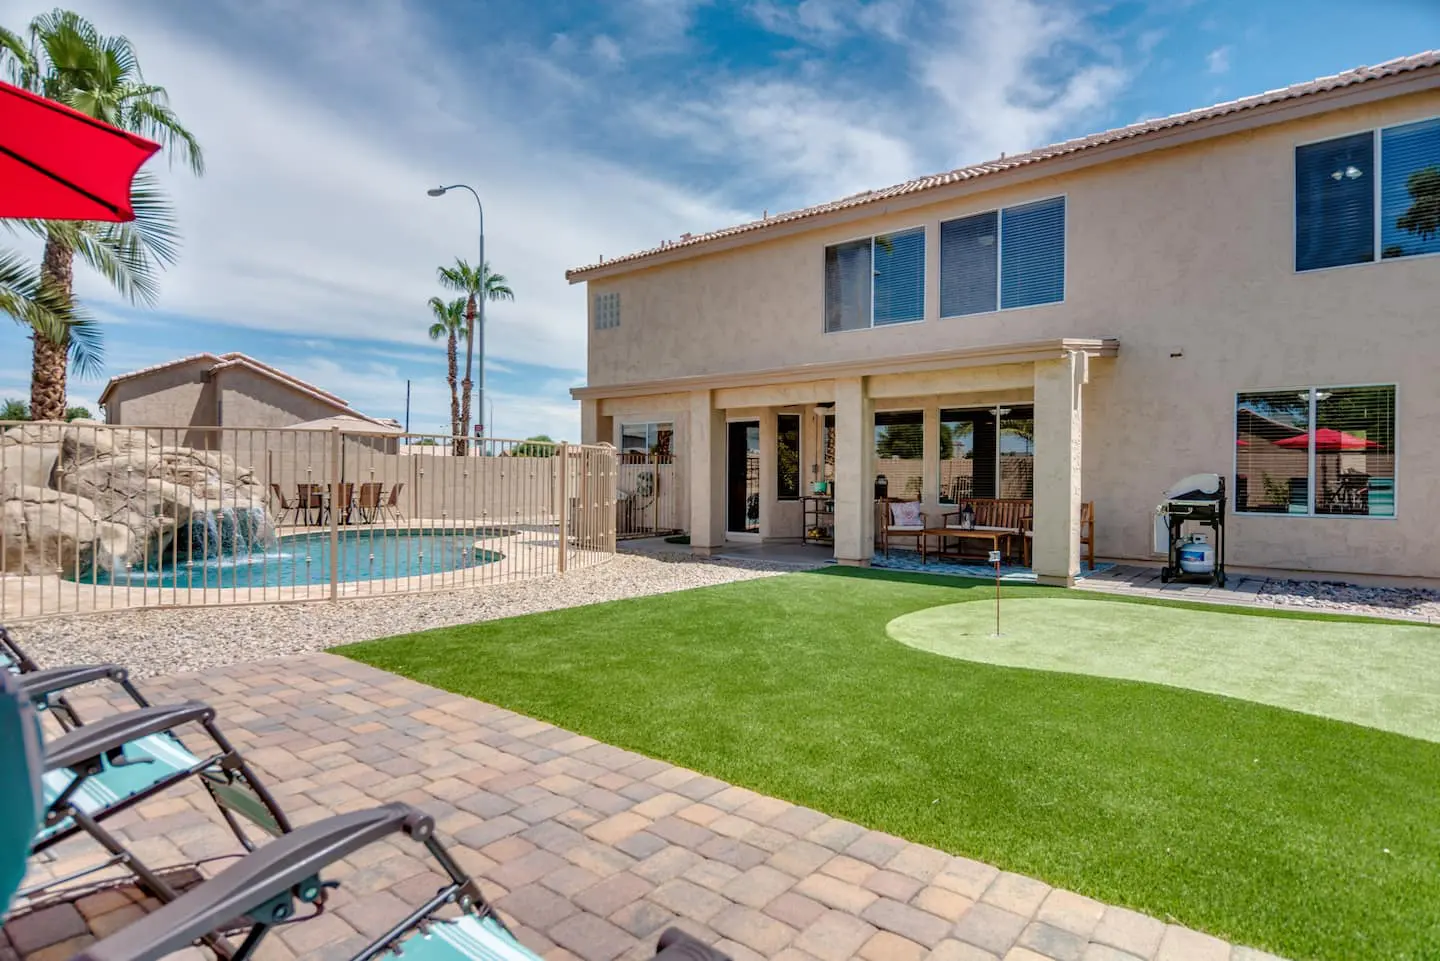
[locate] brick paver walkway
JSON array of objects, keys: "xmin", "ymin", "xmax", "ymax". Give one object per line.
[{"xmin": 9, "ymin": 655, "xmax": 1286, "ymax": 961}]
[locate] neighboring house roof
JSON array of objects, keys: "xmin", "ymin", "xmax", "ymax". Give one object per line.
[
  {"xmin": 99, "ymin": 351, "xmax": 393, "ymax": 428},
  {"xmin": 567, "ymin": 49, "xmax": 1440, "ymax": 281}
]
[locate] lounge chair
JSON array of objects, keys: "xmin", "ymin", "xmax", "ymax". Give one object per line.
[
  {"xmin": 1, "ymin": 624, "xmax": 149, "ymax": 731},
  {"xmin": 1, "ymin": 670, "xmax": 43, "ymax": 918},
  {"xmin": 70, "ymin": 803, "xmax": 732, "ymax": 961}
]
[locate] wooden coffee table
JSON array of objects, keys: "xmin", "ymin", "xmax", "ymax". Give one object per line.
[{"xmin": 923, "ymin": 526, "xmax": 1017, "ymax": 564}]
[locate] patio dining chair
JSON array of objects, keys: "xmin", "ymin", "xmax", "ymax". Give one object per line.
[
  {"xmin": 268, "ymin": 484, "xmax": 298, "ymax": 527},
  {"xmin": 356, "ymin": 482, "xmax": 384, "ymax": 523},
  {"xmin": 69, "ymin": 802, "xmax": 733, "ymax": 961},
  {"xmin": 294, "ymin": 483, "xmax": 325, "ymax": 526},
  {"xmin": 383, "ymin": 481, "xmax": 406, "ymax": 523}
]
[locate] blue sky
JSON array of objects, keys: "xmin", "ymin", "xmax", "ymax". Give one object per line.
[{"xmin": 2, "ymin": 0, "xmax": 1437, "ymax": 439}]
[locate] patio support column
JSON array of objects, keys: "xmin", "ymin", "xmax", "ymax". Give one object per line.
[
  {"xmin": 922, "ymin": 402, "xmax": 941, "ymax": 507},
  {"xmin": 758, "ymin": 411, "xmax": 777, "ymax": 539},
  {"xmin": 688, "ymin": 389, "xmax": 726, "ymax": 555},
  {"xmin": 1032, "ymin": 352, "xmax": 1085, "ymax": 586},
  {"xmin": 580, "ymin": 399, "xmax": 611, "ymax": 446},
  {"xmin": 833, "ymin": 376, "xmax": 874, "ymax": 566}
]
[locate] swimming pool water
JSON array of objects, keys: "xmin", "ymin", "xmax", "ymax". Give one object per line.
[{"xmin": 77, "ymin": 527, "xmax": 505, "ymax": 589}]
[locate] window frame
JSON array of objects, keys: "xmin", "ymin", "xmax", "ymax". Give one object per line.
[
  {"xmin": 1294, "ymin": 115, "xmax": 1440, "ymax": 274},
  {"xmin": 618, "ymin": 421, "xmax": 673, "ymax": 455},
  {"xmin": 822, "ymin": 224, "xmax": 927, "ymax": 333},
  {"xmin": 776, "ymin": 413, "xmax": 801, "ymax": 501},
  {"xmin": 938, "ymin": 194, "xmax": 1067, "ymax": 320},
  {"xmin": 1232, "ymin": 382, "xmax": 1398, "ymax": 520},
  {"xmin": 937, "ymin": 404, "xmax": 1036, "ymax": 504}
]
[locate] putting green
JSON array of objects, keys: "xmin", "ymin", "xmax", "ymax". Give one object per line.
[{"xmin": 888, "ymin": 596, "xmax": 1440, "ymax": 742}]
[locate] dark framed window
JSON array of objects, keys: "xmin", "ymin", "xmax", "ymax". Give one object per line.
[
  {"xmin": 939, "ymin": 405, "xmax": 1034, "ymax": 503},
  {"xmin": 1381, "ymin": 117, "xmax": 1440, "ymax": 260},
  {"xmin": 1235, "ymin": 386, "xmax": 1395, "ymax": 517},
  {"xmin": 875, "ymin": 410, "xmax": 924, "ymax": 499},
  {"xmin": 1296, "ymin": 132, "xmax": 1375, "ymax": 271},
  {"xmin": 940, "ymin": 197, "xmax": 1064, "ymax": 316},
  {"xmin": 824, "ymin": 228, "xmax": 924, "ymax": 331},
  {"xmin": 777, "ymin": 414, "xmax": 800, "ymax": 500}
]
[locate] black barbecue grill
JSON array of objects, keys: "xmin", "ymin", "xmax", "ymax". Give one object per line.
[{"xmin": 1155, "ymin": 473, "xmax": 1226, "ymax": 587}]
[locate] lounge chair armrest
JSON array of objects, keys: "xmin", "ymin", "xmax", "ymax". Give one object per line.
[
  {"xmin": 75, "ymin": 804, "xmax": 431, "ymax": 961},
  {"xmin": 44, "ymin": 701, "xmax": 215, "ymax": 773},
  {"xmin": 19, "ymin": 664, "xmax": 131, "ymax": 702}
]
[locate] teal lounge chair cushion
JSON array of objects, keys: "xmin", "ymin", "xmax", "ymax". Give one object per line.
[
  {"xmin": 1, "ymin": 671, "xmax": 44, "ymax": 916},
  {"xmin": 39, "ymin": 732, "xmax": 201, "ymax": 844},
  {"xmin": 395, "ymin": 913, "xmax": 539, "ymax": 961}
]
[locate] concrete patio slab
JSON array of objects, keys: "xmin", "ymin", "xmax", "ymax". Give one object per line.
[{"xmin": 7, "ymin": 654, "xmax": 1289, "ymax": 961}]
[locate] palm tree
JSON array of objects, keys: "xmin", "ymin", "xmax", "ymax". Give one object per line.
[
  {"xmin": 436, "ymin": 259, "xmax": 514, "ymax": 454},
  {"xmin": 2, "ymin": 10, "xmax": 201, "ymax": 420},
  {"xmin": 427, "ymin": 296, "xmax": 467, "ymax": 439},
  {"xmin": 1, "ymin": 398, "xmax": 29, "ymax": 421}
]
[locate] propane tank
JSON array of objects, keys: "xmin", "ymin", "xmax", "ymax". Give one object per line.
[{"xmin": 1178, "ymin": 534, "xmax": 1215, "ymax": 574}]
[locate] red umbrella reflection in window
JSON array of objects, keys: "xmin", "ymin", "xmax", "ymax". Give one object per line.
[{"xmin": 1273, "ymin": 428, "xmax": 1381, "ymax": 451}]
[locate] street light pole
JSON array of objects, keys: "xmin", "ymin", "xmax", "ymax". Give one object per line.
[{"xmin": 427, "ymin": 184, "xmax": 485, "ymax": 441}]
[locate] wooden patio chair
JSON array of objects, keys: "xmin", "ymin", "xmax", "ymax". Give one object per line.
[
  {"xmin": 356, "ymin": 482, "xmax": 384, "ymax": 523},
  {"xmin": 294, "ymin": 483, "xmax": 325, "ymax": 526},
  {"xmin": 880, "ymin": 497, "xmax": 928, "ymax": 558},
  {"xmin": 268, "ymin": 484, "xmax": 297, "ymax": 526},
  {"xmin": 333, "ymin": 482, "xmax": 355, "ymax": 525},
  {"xmin": 1021, "ymin": 501, "xmax": 1095, "ymax": 569}
]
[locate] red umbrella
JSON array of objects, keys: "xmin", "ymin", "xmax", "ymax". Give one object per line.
[
  {"xmin": 1274, "ymin": 428, "xmax": 1380, "ymax": 451},
  {"xmin": 0, "ymin": 80, "xmax": 160, "ymax": 222}
]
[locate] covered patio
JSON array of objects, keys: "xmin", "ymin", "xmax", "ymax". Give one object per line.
[{"xmin": 579, "ymin": 338, "xmax": 1117, "ymax": 587}]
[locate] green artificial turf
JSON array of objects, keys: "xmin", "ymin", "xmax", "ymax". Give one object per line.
[
  {"xmin": 889, "ymin": 595, "xmax": 1440, "ymax": 742},
  {"xmin": 338, "ymin": 570, "xmax": 1440, "ymax": 961}
]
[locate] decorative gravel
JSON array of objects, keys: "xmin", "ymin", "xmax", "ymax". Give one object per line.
[
  {"xmin": 12, "ymin": 552, "xmax": 815, "ymax": 677},
  {"xmin": 1255, "ymin": 578, "xmax": 1440, "ymax": 622}
]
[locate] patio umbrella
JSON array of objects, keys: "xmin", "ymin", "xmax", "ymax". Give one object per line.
[
  {"xmin": 1273, "ymin": 428, "xmax": 1380, "ymax": 451},
  {"xmin": 0, "ymin": 80, "xmax": 160, "ymax": 222}
]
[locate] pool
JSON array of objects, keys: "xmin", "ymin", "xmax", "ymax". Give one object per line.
[{"xmin": 76, "ymin": 527, "xmax": 506, "ymax": 589}]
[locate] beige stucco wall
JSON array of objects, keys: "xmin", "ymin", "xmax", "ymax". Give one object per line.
[
  {"xmin": 105, "ymin": 359, "xmax": 217, "ymax": 447},
  {"xmin": 582, "ymin": 89, "xmax": 1440, "ymax": 578},
  {"xmin": 216, "ymin": 369, "xmax": 345, "ymax": 429}
]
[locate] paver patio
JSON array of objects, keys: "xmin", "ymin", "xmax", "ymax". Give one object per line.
[{"xmin": 7, "ymin": 655, "xmax": 1286, "ymax": 961}]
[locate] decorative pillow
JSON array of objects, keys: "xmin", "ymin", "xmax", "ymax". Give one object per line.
[{"xmin": 890, "ymin": 501, "xmax": 922, "ymax": 527}]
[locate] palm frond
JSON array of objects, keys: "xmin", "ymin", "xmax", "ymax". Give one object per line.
[
  {"xmin": 110, "ymin": 171, "xmax": 181, "ymax": 266},
  {"xmin": 0, "ymin": 247, "xmax": 104, "ymax": 376},
  {"xmin": 46, "ymin": 221, "xmax": 160, "ymax": 306},
  {"xmin": 126, "ymin": 96, "xmax": 203, "ymax": 174}
]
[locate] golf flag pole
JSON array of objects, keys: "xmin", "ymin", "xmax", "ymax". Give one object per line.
[{"xmin": 989, "ymin": 549, "xmax": 1002, "ymax": 636}]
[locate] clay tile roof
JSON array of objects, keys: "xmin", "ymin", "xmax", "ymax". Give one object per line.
[{"xmin": 567, "ymin": 49, "xmax": 1440, "ymax": 280}]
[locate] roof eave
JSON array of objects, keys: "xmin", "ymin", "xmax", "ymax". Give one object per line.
[{"xmin": 569, "ymin": 337, "xmax": 1119, "ymax": 401}]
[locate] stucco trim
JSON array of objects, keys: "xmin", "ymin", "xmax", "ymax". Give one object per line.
[
  {"xmin": 567, "ymin": 56, "xmax": 1440, "ymax": 282},
  {"xmin": 570, "ymin": 337, "xmax": 1118, "ymax": 400}
]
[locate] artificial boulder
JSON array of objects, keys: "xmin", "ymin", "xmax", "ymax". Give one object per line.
[{"xmin": 0, "ymin": 421, "xmax": 274, "ymax": 576}]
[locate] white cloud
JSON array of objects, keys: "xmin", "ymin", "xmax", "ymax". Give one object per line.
[
  {"xmin": 591, "ymin": 34, "xmax": 625, "ymax": 67},
  {"xmin": 917, "ymin": 0, "xmax": 1129, "ymax": 166},
  {"xmin": 1206, "ymin": 44, "xmax": 1232, "ymax": 75},
  {"xmin": 749, "ymin": 0, "xmax": 913, "ymax": 45}
]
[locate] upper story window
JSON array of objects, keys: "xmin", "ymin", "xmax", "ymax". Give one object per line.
[
  {"xmin": 940, "ymin": 196, "xmax": 1065, "ymax": 317},
  {"xmin": 594, "ymin": 291, "xmax": 621, "ymax": 329},
  {"xmin": 1296, "ymin": 116, "xmax": 1440, "ymax": 271},
  {"xmin": 823, "ymin": 227, "xmax": 925, "ymax": 332}
]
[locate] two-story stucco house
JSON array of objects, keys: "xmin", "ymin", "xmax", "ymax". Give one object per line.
[{"xmin": 569, "ymin": 51, "xmax": 1440, "ymax": 585}]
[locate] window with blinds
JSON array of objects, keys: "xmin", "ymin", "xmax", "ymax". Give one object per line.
[
  {"xmin": 1295, "ymin": 132, "xmax": 1375, "ymax": 271},
  {"xmin": 1000, "ymin": 198, "xmax": 1066, "ymax": 309},
  {"xmin": 1381, "ymin": 117, "xmax": 1440, "ymax": 260},
  {"xmin": 1234, "ymin": 386, "xmax": 1395, "ymax": 517},
  {"xmin": 939, "ymin": 212, "xmax": 998, "ymax": 316},
  {"xmin": 1296, "ymin": 115, "xmax": 1440, "ymax": 270},
  {"xmin": 939, "ymin": 197, "xmax": 1064, "ymax": 317},
  {"xmin": 823, "ymin": 229, "xmax": 924, "ymax": 331},
  {"xmin": 824, "ymin": 239, "xmax": 873, "ymax": 332}
]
